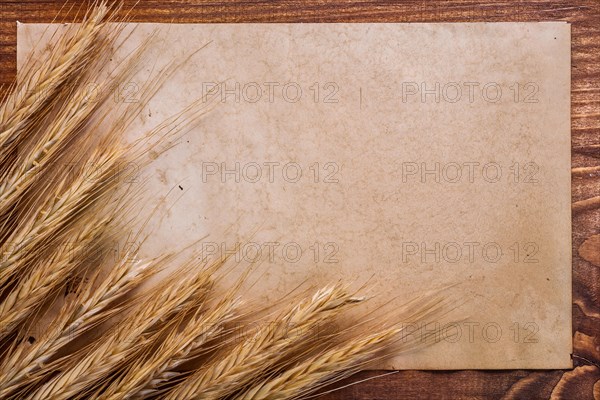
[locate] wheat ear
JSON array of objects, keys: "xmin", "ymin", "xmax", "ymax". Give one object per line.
[
  {"xmin": 0, "ymin": 212, "xmax": 116, "ymax": 340},
  {"xmin": 99, "ymin": 293, "xmax": 241, "ymax": 399},
  {"xmin": 0, "ymin": 2, "xmax": 114, "ymax": 177},
  {"xmin": 0, "ymin": 253, "xmax": 153, "ymax": 398},
  {"xmin": 0, "ymin": 137, "xmax": 132, "ymax": 293},
  {"xmin": 0, "ymin": 1, "xmax": 118, "ymax": 131},
  {"xmin": 236, "ymin": 327, "xmax": 399, "ymax": 400},
  {"xmin": 28, "ymin": 258, "xmax": 221, "ymax": 400},
  {"xmin": 165, "ymin": 285, "xmax": 365, "ymax": 400}
]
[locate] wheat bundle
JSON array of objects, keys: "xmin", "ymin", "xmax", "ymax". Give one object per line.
[{"xmin": 0, "ymin": 3, "xmax": 446, "ymax": 399}]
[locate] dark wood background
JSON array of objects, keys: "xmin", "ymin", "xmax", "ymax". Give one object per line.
[{"xmin": 1, "ymin": 1, "xmax": 598, "ymax": 399}]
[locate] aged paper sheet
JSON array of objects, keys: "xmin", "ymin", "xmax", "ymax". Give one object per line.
[{"xmin": 18, "ymin": 22, "xmax": 572, "ymax": 369}]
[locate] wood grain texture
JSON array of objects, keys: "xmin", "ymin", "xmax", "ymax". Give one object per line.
[{"xmin": 1, "ymin": 1, "xmax": 598, "ymax": 399}]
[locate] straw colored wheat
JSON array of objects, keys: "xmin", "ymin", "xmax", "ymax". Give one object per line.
[{"xmin": 0, "ymin": 2, "xmax": 447, "ymax": 399}]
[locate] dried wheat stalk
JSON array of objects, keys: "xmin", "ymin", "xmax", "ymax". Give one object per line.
[
  {"xmin": 235, "ymin": 328, "xmax": 400, "ymax": 400},
  {"xmin": 165, "ymin": 285, "xmax": 365, "ymax": 400},
  {"xmin": 0, "ymin": 253, "xmax": 152, "ymax": 398}
]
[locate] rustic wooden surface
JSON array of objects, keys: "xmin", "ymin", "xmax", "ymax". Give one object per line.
[{"xmin": 0, "ymin": 1, "xmax": 598, "ymax": 399}]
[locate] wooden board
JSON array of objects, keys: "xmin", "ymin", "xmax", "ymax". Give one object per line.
[{"xmin": 1, "ymin": 1, "xmax": 598, "ymax": 398}]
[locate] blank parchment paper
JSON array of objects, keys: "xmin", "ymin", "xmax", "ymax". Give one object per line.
[{"xmin": 18, "ymin": 22, "xmax": 572, "ymax": 369}]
